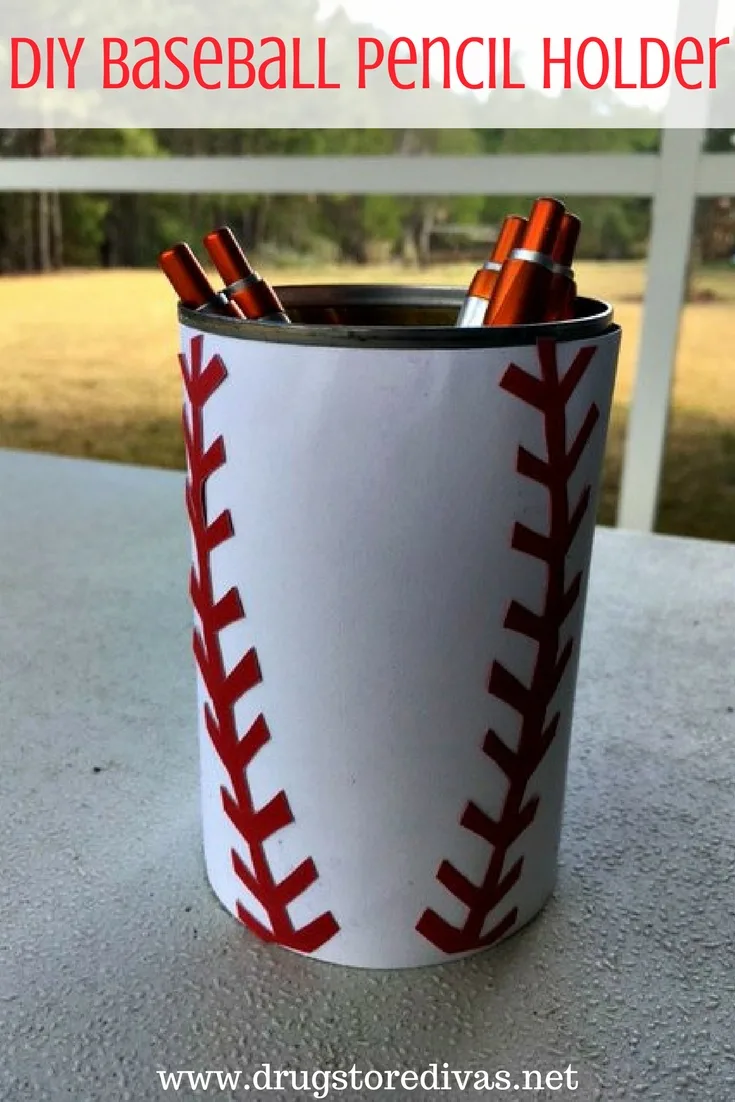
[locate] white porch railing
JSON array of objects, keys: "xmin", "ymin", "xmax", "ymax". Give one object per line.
[{"xmin": 2, "ymin": 129, "xmax": 735, "ymax": 532}]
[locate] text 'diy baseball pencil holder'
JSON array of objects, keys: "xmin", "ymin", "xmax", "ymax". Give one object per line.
[{"xmin": 178, "ymin": 284, "xmax": 621, "ymax": 970}]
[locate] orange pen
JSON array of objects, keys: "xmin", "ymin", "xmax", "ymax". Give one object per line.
[
  {"xmin": 455, "ymin": 215, "xmax": 527, "ymax": 328},
  {"xmin": 544, "ymin": 212, "xmax": 581, "ymax": 322},
  {"xmin": 202, "ymin": 227, "xmax": 290, "ymax": 324},
  {"xmin": 483, "ymin": 197, "xmax": 566, "ymax": 327},
  {"xmin": 158, "ymin": 242, "xmax": 244, "ymax": 317}
]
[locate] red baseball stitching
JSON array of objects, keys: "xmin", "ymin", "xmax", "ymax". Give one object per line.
[
  {"xmin": 416, "ymin": 339, "xmax": 600, "ymax": 954},
  {"xmin": 180, "ymin": 334, "xmax": 339, "ymax": 954}
]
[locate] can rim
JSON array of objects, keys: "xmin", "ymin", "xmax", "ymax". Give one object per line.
[{"xmin": 178, "ymin": 284, "xmax": 614, "ymax": 349}]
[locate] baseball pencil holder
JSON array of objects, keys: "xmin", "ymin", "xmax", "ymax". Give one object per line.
[{"xmin": 178, "ymin": 285, "xmax": 621, "ymax": 970}]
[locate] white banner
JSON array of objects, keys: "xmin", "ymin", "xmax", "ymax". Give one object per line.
[{"xmin": 0, "ymin": 0, "xmax": 732, "ymax": 127}]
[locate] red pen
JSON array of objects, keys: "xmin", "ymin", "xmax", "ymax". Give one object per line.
[
  {"xmin": 544, "ymin": 213, "xmax": 581, "ymax": 322},
  {"xmin": 484, "ymin": 198, "xmax": 566, "ymax": 327},
  {"xmin": 203, "ymin": 227, "xmax": 290, "ymax": 324},
  {"xmin": 455, "ymin": 215, "xmax": 527, "ymax": 328},
  {"xmin": 158, "ymin": 243, "xmax": 244, "ymax": 318}
]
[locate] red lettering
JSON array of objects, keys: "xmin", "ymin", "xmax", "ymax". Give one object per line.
[
  {"xmin": 164, "ymin": 38, "xmax": 189, "ymax": 89},
  {"xmin": 193, "ymin": 36, "xmax": 222, "ymax": 89},
  {"xmin": 543, "ymin": 37, "xmax": 572, "ymax": 88},
  {"xmin": 709, "ymin": 36, "xmax": 730, "ymax": 88},
  {"xmin": 11, "ymin": 38, "xmax": 41, "ymax": 89},
  {"xmin": 259, "ymin": 37, "xmax": 287, "ymax": 89},
  {"xmin": 457, "ymin": 38, "xmax": 483, "ymax": 90},
  {"xmin": 641, "ymin": 39, "xmax": 669, "ymax": 89},
  {"xmin": 675, "ymin": 36, "xmax": 703, "ymax": 89},
  {"xmin": 488, "ymin": 38, "xmax": 498, "ymax": 89},
  {"xmin": 228, "ymin": 38, "xmax": 255, "ymax": 88},
  {"xmin": 132, "ymin": 37, "xmax": 159, "ymax": 90},
  {"xmin": 58, "ymin": 37, "xmax": 84, "ymax": 89},
  {"xmin": 358, "ymin": 37, "xmax": 384, "ymax": 88},
  {"xmin": 577, "ymin": 37, "xmax": 609, "ymax": 89},
  {"xmin": 614, "ymin": 38, "xmax": 635, "ymax": 88},
  {"xmin": 46, "ymin": 38, "xmax": 54, "ymax": 89},
  {"xmin": 503, "ymin": 36, "xmax": 524, "ymax": 88},
  {"xmin": 388, "ymin": 37, "xmax": 417, "ymax": 89},
  {"xmin": 103, "ymin": 38, "xmax": 129, "ymax": 89},
  {"xmin": 318, "ymin": 37, "xmax": 339, "ymax": 88},
  {"xmin": 293, "ymin": 38, "xmax": 314, "ymax": 88},
  {"xmin": 423, "ymin": 37, "xmax": 450, "ymax": 89}
]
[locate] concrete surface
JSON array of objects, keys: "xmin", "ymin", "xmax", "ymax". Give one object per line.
[{"xmin": 1, "ymin": 449, "xmax": 734, "ymax": 1102}]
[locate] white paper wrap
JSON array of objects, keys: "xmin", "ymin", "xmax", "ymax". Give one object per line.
[{"xmin": 179, "ymin": 322, "xmax": 620, "ymax": 969}]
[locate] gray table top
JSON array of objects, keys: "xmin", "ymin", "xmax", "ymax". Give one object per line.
[{"xmin": 1, "ymin": 449, "xmax": 734, "ymax": 1102}]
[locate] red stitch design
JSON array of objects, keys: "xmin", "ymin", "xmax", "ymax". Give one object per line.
[
  {"xmin": 416, "ymin": 339, "xmax": 600, "ymax": 954},
  {"xmin": 180, "ymin": 334, "xmax": 339, "ymax": 954}
]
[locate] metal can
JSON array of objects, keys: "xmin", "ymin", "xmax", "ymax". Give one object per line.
[{"xmin": 177, "ymin": 284, "xmax": 620, "ymax": 969}]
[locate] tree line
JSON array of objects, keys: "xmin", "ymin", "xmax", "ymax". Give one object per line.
[{"xmin": 1, "ymin": 127, "xmax": 734, "ymax": 276}]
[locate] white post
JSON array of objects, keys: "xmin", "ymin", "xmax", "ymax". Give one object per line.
[
  {"xmin": 616, "ymin": 128, "xmax": 703, "ymax": 532},
  {"xmin": 617, "ymin": 0, "xmax": 717, "ymax": 532}
]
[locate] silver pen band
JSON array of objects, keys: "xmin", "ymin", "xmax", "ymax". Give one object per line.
[
  {"xmin": 509, "ymin": 248, "xmax": 556, "ymax": 273},
  {"xmin": 195, "ymin": 291, "xmax": 231, "ymax": 313},
  {"xmin": 456, "ymin": 295, "xmax": 491, "ymax": 328},
  {"xmin": 224, "ymin": 273, "xmax": 260, "ymax": 296}
]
